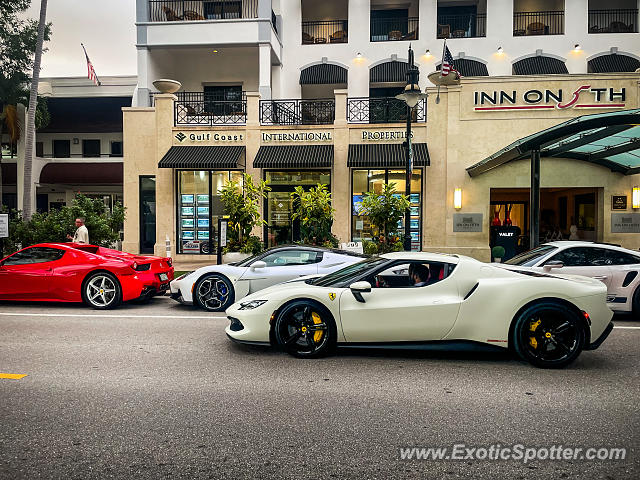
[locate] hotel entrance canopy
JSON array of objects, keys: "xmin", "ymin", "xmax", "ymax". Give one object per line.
[{"xmin": 466, "ymin": 109, "xmax": 640, "ymax": 177}]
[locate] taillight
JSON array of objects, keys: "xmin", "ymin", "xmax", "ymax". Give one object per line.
[{"xmin": 166, "ymin": 258, "xmax": 172, "ymax": 267}]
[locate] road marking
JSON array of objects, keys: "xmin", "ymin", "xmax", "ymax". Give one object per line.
[
  {"xmin": 0, "ymin": 373, "xmax": 27, "ymax": 380},
  {"xmin": 0, "ymin": 312, "xmax": 226, "ymax": 320},
  {"xmin": 613, "ymin": 326, "xmax": 640, "ymax": 329}
]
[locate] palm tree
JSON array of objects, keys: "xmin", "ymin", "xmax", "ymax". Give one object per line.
[
  {"xmin": 22, "ymin": 0, "xmax": 48, "ymax": 221},
  {"xmin": 0, "ymin": 104, "xmax": 21, "ymax": 207}
]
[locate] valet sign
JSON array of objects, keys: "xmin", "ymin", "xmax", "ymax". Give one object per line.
[{"xmin": 473, "ymin": 85, "xmax": 626, "ymax": 112}]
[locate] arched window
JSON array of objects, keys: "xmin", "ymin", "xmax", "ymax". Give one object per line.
[
  {"xmin": 512, "ymin": 56, "xmax": 568, "ymax": 75},
  {"xmin": 588, "ymin": 54, "xmax": 640, "ymax": 73},
  {"xmin": 436, "ymin": 58, "xmax": 488, "ymax": 76}
]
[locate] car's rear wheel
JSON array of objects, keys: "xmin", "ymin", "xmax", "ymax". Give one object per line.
[
  {"xmin": 194, "ymin": 274, "xmax": 234, "ymax": 312},
  {"xmin": 274, "ymin": 301, "xmax": 336, "ymax": 358},
  {"xmin": 631, "ymin": 285, "xmax": 640, "ymax": 317},
  {"xmin": 511, "ymin": 302, "xmax": 585, "ymax": 368},
  {"xmin": 82, "ymin": 272, "xmax": 122, "ymax": 310}
]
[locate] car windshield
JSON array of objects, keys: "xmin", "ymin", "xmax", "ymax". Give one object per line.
[
  {"xmin": 504, "ymin": 245, "xmax": 558, "ymax": 266},
  {"xmin": 233, "ymin": 251, "xmax": 264, "ymax": 267},
  {"xmin": 311, "ymin": 257, "xmax": 388, "ymax": 288}
]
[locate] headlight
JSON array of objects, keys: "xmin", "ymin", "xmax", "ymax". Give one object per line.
[{"xmin": 238, "ymin": 300, "xmax": 268, "ymax": 310}]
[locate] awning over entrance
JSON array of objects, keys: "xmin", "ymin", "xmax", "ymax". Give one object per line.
[
  {"xmin": 254, "ymin": 145, "xmax": 333, "ymax": 168},
  {"xmin": 39, "ymin": 162, "xmax": 123, "ymax": 184},
  {"xmin": 348, "ymin": 143, "xmax": 430, "ymax": 168},
  {"xmin": 299, "ymin": 64, "xmax": 347, "ymax": 85},
  {"xmin": 370, "ymin": 61, "xmax": 411, "ymax": 83},
  {"xmin": 467, "ymin": 109, "xmax": 640, "ymax": 177},
  {"xmin": 158, "ymin": 146, "xmax": 245, "ymax": 169}
]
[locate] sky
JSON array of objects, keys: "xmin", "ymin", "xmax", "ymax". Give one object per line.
[{"xmin": 23, "ymin": 0, "xmax": 137, "ymax": 78}]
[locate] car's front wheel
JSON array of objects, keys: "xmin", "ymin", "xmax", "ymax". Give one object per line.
[
  {"xmin": 82, "ymin": 272, "xmax": 122, "ymax": 310},
  {"xmin": 511, "ymin": 301, "xmax": 585, "ymax": 368},
  {"xmin": 194, "ymin": 274, "xmax": 234, "ymax": 311},
  {"xmin": 274, "ymin": 301, "xmax": 337, "ymax": 358}
]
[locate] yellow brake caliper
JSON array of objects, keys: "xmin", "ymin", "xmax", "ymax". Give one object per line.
[
  {"xmin": 312, "ymin": 312, "xmax": 324, "ymax": 343},
  {"xmin": 529, "ymin": 318, "xmax": 541, "ymax": 349}
]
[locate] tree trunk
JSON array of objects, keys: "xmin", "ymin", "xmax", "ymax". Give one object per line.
[
  {"xmin": 0, "ymin": 117, "xmax": 4, "ymax": 208},
  {"xmin": 22, "ymin": 0, "xmax": 48, "ymax": 221}
]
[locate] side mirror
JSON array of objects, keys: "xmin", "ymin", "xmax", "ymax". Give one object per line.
[
  {"xmin": 542, "ymin": 260, "xmax": 564, "ymax": 272},
  {"xmin": 250, "ymin": 260, "xmax": 267, "ymax": 271},
  {"xmin": 349, "ymin": 281, "xmax": 371, "ymax": 303}
]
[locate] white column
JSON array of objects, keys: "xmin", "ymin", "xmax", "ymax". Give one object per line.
[
  {"xmin": 485, "ymin": 0, "xmax": 513, "ymax": 76},
  {"xmin": 136, "ymin": 47, "xmax": 151, "ymax": 107},
  {"xmin": 259, "ymin": 43, "xmax": 272, "ymax": 99},
  {"xmin": 348, "ymin": 0, "xmax": 370, "ymax": 97},
  {"xmin": 565, "ymin": 0, "xmax": 589, "ymax": 73}
]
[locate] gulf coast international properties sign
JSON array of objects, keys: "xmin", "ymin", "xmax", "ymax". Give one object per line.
[{"xmin": 473, "ymin": 85, "xmax": 626, "ymax": 112}]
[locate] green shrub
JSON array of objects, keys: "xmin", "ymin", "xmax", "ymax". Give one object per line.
[
  {"xmin": 2, "ymin": 194, "xmax": 125, "ymax": 256},
  {"xmin": 492, "ymin": 245, "xmax": 506, "ymax": 259},
  {"xmin": 290, "ymin": 183, "xmax": 338, "ymax": 247},
  {"xmin": 359, "ymin": 184, "xmax": 410, "ymax": 254}
]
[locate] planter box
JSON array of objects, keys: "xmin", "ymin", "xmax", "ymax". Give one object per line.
[{"xmin": 222, "ymin": 252, "xmax": 251, "ymax": 264}]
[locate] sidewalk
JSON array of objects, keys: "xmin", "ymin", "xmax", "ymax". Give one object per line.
[{"xmin": 172, "ymin": 259, "xmax": 217, "ymax": 271}]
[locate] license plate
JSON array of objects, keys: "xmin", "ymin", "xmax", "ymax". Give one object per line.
[{"xmin": 159, "ymin": 273, "xmax": 168, "ymax": 281}]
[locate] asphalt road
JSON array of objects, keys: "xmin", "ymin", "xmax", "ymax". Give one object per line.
[{"xmin": 0, "ymin": 297, "xmax": 638, "ymax": 480}]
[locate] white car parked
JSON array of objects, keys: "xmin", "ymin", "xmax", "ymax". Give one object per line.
[
  {"xmin": 225, "ymin": 252, "xmax": 613, "ymax": 368},
  {"xmin": 499, "ymin": 241, "xmax": 640, "ymax": 315},
  {"xmin": 170, "ymin": 246, "xmax": 366, "ymax": 311}
]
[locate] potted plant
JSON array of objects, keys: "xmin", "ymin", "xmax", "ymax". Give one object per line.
[
  {"xmin": 290, "ymin": 183, "xmax": 338, "ymax": 247},
  {"xmin": 492, "ymin": 245, "xmax": 505, "ymax": 263},
  {"xmin": 359, "ymin": 184, "xmax": 410, "ymax": 254},
  {"xmin": 218, "ymin": 173, "xmax": 270, "ymax": 263}
]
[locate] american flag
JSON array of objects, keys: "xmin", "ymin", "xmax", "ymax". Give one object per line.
[
  {"xmin": 81, "ymin": 43, "xmax": 101, "ymax": 86},
  {"xmin": 441, "ymin": 44, "xmax": 460, "ymax": 77}
]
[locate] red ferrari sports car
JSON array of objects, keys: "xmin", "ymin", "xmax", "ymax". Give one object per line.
[{"xmin": 0, "ymin": 243, "xmax": 174, "ymax": 309}]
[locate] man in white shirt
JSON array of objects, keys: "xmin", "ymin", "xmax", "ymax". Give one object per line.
[{"xmin": 68, "ymin": 217, "xmax": 89, "ymax": 244}]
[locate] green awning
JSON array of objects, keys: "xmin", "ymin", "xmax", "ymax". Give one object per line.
[{"xmin": 467, "ymin": 108, "xmax": 640, "ymax": 177}]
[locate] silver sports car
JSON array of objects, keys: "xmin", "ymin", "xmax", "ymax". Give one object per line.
[{"xmin": 170, "ymin": 245, "xmax": 367, "ymax": 311}]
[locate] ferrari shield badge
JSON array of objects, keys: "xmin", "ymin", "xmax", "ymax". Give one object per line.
[{"xmin": 328, "ymin": 292, "xmax": 336, "ymax": 301}]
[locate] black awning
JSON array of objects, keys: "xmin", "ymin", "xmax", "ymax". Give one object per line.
[
  {"xmin": 254, "ymin": 145, "xmax": 333, "ymax": 168},
  {"xmin": 348, "ymin": 143, "xmax": 430, "ymax": 168},
  {"xmin": 513, "ymin": 56, "xmax": 568, "ymax": 75},
  {"xmin": 370, "ymin": 61, "xmax": 411, "ymax": 83},
  {"xmin": 158, "ymin": 146, "xmax": 245, "ymax": 169},
  {"xmin": 39, "ymin": 162, "xmax": 123, "ymax": 184},
  {"xmin": 299, "ymin": 64, "xmax": 347, "ymax": 85},
  {"xmin": 588, "ymin": 54, "xmax": 640, "ymax": 73}
]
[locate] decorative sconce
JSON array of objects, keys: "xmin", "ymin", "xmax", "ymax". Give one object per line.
[
  {"xmin": 454, "ymin": 188, "xmax": 462, "ymax": 210},
  {"xmin": 633, "ymin": 186, "xmax": 640, "ymax": 209}
]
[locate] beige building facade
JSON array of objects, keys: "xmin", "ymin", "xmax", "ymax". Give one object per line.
[{"xmin": 122, "ymin": 73, "xmax": 640, "ymax": 263}]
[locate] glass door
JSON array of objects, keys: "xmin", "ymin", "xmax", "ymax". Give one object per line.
[
  {"xmin": 139, "ymin": 176, "xmax": 156, "ymax": 254},
  {"xmin": 178, "ymin": 171, "xmax": 210, "ymax": 254}
]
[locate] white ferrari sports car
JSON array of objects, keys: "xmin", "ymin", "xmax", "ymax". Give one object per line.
[
  {"xmin": 500, "ymin": 241, "xmax": 640, "ymax": 315},
  {"xmin": 170, "ymin": 246, "xmax": 366, "ymax": 311},
  {"xmin": 225, "ymin": 252, "xmax": 614, "ymax": 368}
]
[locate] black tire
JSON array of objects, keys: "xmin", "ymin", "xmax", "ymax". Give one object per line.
[
  {"xmin": 194, "ymin": 274, "xmax": 235, "ymax": 312},
  {"xmin": 273, "ymin": 300, "xmax": 337, "ymax": 358},
  {"xmin": 632, "ymin": 286, "xmax": 640, "ymax": 318},
  {"xmin": 511, "ymin": 301, "xmax": 585, "ymax": 369},
  {"xmin": 81, "ymin": 271, "xmax": 122, "ymax": 310}
]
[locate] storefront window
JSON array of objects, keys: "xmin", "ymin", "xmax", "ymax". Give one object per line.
[
  {"xmin": 177, "ymin": 170, "xmax": 240, "ymax": 254},
  {"xmin": 351, "ymin": 169, "xmax": 423, "ymax": 251},
  {"xmin": 264, "ymin": 171, "xmax": 331, "ymax": 248}
]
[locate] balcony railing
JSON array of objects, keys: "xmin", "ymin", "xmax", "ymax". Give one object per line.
[
  {"xmin": 260, "ymin": 99, "xmax": 335, "ymax": 125},
  {"xmin": 513, "ymin": 11, "xmax": 564, "ymax": 36},
  {"xmin": 437, "ymin": 13, "xmax": 486, "ymax": 38},
  {"xmin": 302, "ymin": 20, "xmax": 348, "ymax": 44},
  {"xmin": 370, "ymin": 16, "xmax": 419, "ymax": 42},
  {"xmin": 174, "ymin": 91, "xmax": 247, "ymax": 125},
  {"xmin": 588, "ymin": 9, "xmax": 638, "ymax": 33},
  {"xmin": 347, "ymin": 97, "xmax": 426, "ymax": 124},
  {"xmin": 148, "ymin": 0, "xmax": 258, "ymax": 22}
]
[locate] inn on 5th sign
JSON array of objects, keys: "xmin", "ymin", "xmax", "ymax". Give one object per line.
[{"xmin": 474, "ymin": 85, "xmax": 626, "ymax": 111}]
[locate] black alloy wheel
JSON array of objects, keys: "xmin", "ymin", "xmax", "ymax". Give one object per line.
[
  {"xmin": 194, "ymin": 274, "xmax": 235, "ymax": 312},
  {"xmin": 274, "ymin": 301, "xmax": 336, "ymax": 358}
]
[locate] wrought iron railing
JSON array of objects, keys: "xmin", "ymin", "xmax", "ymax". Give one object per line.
[
  {"xmin": 301, "ymin": 20, "xmax": 348, "ymax": 44},
  {"xmin": 148, "ymin": 0, "xmax": 258, "ymax": 21},
  {"xmin": 588, "ymin": 9, "xmax": 638, "ymax": 33},
  {"xmin": 347, "ymin": 97, "xmax": 426, "ymax": 124},
  {"xmin": 513, "ymin": 11, "xmax": 564, "ymax": 35},
  {"xmin": 370, "ymin": 16, "xmax": 419, "ymax": 41},
  {"xmin": 259, "ymin": 99, "xmax": 335, "ymax": 125},
  {"xmin": 174, "ymin": 91, "xmax": 247, "ymax": 125},
  {"xmin": 437, "ymin": 13, "xmax": 486, "ymax": 38}
]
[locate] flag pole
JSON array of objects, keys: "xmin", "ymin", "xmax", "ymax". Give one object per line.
[
  {"xmin": 81, "ymin": 43, "xmax": 101, "ymax": 86},
  {"xmin": 436, "ymin": 39, "xmax": 447, "ymax": 104}
]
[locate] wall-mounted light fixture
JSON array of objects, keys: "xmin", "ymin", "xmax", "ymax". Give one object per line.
[
  {"xmin": 633, "ymin": 186, "xmax": 640, "ymax": 209},
  {"xmin": 497, "ymin": 46, "xmax": 504, "ymax": 54},
  {"xmin": 73, "ymin": 138, "xmax": 79, "ymax": 145},
  {"xmin": 356, "ymin": 52, "xmax": 362, "ymax": 59},
  {"xmin": 454, "ymin": 188, "xmax": 462, "ymax": 210},
  {"xmin": 425, "ymin": 49, "xmax": 431, "ymax": 56},
  {"xmin": 573, "ymin": 43, "xmax": 581, "ymax": 52}
]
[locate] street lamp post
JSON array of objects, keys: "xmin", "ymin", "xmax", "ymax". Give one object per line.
[{"xmin": 395, "ymin": 45, "xmax": 427, "ymax": 251}]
